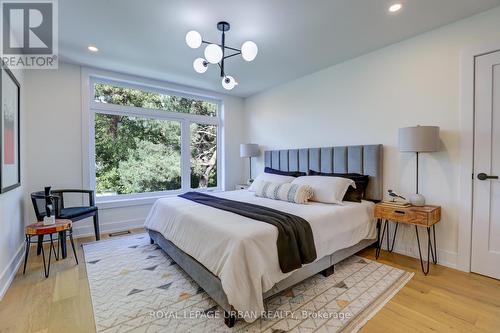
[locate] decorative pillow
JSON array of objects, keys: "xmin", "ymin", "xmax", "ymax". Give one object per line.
[
  {"xmin": 308, "ymin": 170, "xmax": 369, "ymax": 202},
  {"xmin": 292, "ymin": 176, "xmax": 355, "ymax": 205},
  {"xmin": 264, "ymin": 167, "xmax": 306, "ymax": 178},
  {"xmin": 248, "ymin": 173, "xmax": 296, "ymax": 192},
  {"xmin": 254, "ymin": 181, "xmax": 313, "ymax": 204}
]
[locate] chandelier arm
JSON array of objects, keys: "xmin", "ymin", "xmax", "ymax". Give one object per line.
[
  {"xmin": 217, "ymin": 63, "xmax": 225, "ymax": 77},
  {"xmin": 223, "ymin": 51, "xmax": 241, "ymax": 60},
  {"xmin": 201, "ymin": 40, "xmax": 241, "ymax": 53},
  {"xmin": 223, "ymin": 45, "xmax": 241, "ymax": 52}
]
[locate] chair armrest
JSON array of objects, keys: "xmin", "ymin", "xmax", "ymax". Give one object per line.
[{"xmin": 51, "ymin": 189, "xmax": 96, "ymax": 207}]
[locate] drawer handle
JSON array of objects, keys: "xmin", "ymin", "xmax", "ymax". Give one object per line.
[{"xmin": 394, "ymin": 210, "xmax": 406, "ymax": 215}]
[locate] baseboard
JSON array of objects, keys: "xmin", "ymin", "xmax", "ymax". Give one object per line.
[
  {"xmin": 381, "ymin": 240, "xmax": 458, "ymax": 269},
  {"xmin": 73, "ymin": 218, "xmax": 145, "ymax": 238},
  {"xmin": 0, "ymin": 242, "xmax": 25, "ymax": 301}
]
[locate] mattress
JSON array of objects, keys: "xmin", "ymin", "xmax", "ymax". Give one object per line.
[{"xmin": 144, "ymin": 189, "xmax": 376, "ymax": 320}]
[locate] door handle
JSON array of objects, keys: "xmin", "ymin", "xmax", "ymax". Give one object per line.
[{"xmin": 477, "ymin": 173, "xmax": 499, "ymax": 180}]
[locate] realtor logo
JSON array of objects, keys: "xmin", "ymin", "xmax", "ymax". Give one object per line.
[{"xmin": 1, "ymin": 0, "xmax": 58, "ymax": 69}]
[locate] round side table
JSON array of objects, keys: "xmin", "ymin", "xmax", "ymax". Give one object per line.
[{"xmin": 24, "ymin": 219, "xmax": 78, "ymax": 278}]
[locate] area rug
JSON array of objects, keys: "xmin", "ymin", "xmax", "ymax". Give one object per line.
[{"xmin": 83, "ymin": 234, "xmax": 413, "ymax": 333}]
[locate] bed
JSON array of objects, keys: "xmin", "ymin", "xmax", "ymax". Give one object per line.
[{"xmin": 145, "ymin": 144, "xmax": 383, "ymax": 326}]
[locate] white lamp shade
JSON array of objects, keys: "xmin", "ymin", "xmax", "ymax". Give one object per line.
[
  {"xmin": 185, "ymin": 30, "xmax": 202, "ymax": 49},
  {"xmin": 193, "ymin": 58, "xmax": 208, "ymax": 73},
  {"xmin": 204, "ymin": 44, "xmax": 223, "ymax": 64},
  {"xmin": 399, "ymin": 126, "xmax": 440, "ymax": 152},
  {"xmin": 241, "ymin": 41, "xmax": 258, "ymax": 61},
  {"xmin": 240, "ymin": 143, "xmax": 259, "ymax": 157},
  {"xmin": 222, "ymin": 76, "xmax": 238, "ymax": 90}
]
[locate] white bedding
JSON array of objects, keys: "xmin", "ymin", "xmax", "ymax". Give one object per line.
[{"xmin": 144, "ymin": 190, "xmax": 376, "ymax": 321}]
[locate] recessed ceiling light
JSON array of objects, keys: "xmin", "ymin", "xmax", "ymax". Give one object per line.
[
  {"xmin": 88, "ymin": 45, "xmax": 99, "ymax": 52},
  {"xmin": 388, "ymin": 3, "xmax": 402, "ymax": 13}
]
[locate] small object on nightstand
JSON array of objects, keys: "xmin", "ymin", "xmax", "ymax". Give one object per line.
[
  {"xmin": 235, "ymin": 184, "xmax": 250, "ymax": 190},
  {"xmin": 387, "ymin": 189, "xmax": 406, "ymax": 202},
  {"xmin": 374, "ymin": 202, "xmax": 441, "ymax": 275}
]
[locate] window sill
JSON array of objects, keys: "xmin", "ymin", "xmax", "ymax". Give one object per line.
[{"xmin": 96, "ymin": 188, "xmax": 221, "ymax": 210}]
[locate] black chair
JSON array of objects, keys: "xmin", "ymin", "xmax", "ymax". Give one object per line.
[{"xmin": 31, "ymin": 189, "xmax": 100, "ymax": 258}]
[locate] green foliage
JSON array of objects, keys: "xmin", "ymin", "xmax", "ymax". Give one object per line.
[{"xmin": 94, "ymin": 84, "xmax": 217, "ymax": 195}]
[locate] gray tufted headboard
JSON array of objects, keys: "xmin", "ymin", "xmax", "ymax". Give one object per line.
[{"xmin": 264, "ymin": 145, "xmax": 383, "ymax": 201}]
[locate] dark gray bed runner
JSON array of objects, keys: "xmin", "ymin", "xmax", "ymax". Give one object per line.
[{"xmin": 179, "ymin": 191, "xmax": 317, "ymax": 273}]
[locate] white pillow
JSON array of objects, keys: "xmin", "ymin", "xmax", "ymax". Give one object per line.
[
  {"xmin": 248, "ymin": 173, "xmax": 295, "ymax": 192},
  {"xmin": 291, "ymin": 176, "xmax": 355, "ymax": 204},
  {"xmin": 254, "ymin": 181, "xmax": 314, "ymax": 204}
]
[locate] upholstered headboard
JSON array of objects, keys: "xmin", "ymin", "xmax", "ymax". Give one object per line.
[{"xmin": 264, "ymin": 145, "xmax": 383, "ymax": 201}]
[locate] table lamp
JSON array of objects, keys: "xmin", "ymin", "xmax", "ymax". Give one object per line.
[
  {"xmin": 240, "ymin": 143, "xmax": 259, "ymax": 184},
  {"xmin": 399, "ymin": 125, "xmax": 440, "ymax": 206}
]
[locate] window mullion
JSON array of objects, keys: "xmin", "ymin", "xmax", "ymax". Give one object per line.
[{"xmin": 181, "ymin": 120, "xmax": 191, "ymax": 191}]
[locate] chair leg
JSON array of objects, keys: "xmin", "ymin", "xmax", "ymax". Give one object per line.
[
  {"xmin": 59, "ymin": 230, "xmax": 68, "ymax": 259},
  {"xmin": 36, "ymin": 234, "xmax": 44, "ymax": 256},
  {"xmin": 93, "ymin": 211, "xmax": 100, "ymax": 241},
  {"xmin": 23, "ymin": 235, "xmax": 30, "ymax": 274},
  {"xmin": 69, "ymin": 229, "xmax": 78, "ymax": 265}
]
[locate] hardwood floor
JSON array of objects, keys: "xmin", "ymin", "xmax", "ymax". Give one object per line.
[{"xmin": 0, "ymin": 232, "xmax": 499, "ymax": 333}]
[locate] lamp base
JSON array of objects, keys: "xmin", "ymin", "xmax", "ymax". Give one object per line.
[{"xmin": 410, "ymin": 193, "xmax": 426, "ymax": 206}]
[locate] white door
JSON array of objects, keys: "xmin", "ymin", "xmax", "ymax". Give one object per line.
[{"xmin": 472, "ymin": 50, "xmax": 500, "ymax": 279}]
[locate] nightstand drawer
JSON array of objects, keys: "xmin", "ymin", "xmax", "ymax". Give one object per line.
[{"xmin": 374, "ymin": 205, "xmax": 440, "ymax": 226}]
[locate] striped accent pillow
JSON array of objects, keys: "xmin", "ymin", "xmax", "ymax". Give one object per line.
[{"xmin": 255, "ymin": 181, "xmax": 314, "ymax": 204}]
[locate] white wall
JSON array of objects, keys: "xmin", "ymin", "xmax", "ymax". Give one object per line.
[
  {"xmin": 0, "ymin": 68, "xmax": 26, "ymax": 299},
  {"xmin": 24, "ymin": 62, "xmax": 246, "ymax": 237},
  {"xmin": 244, "ymin": 7, "xmax": 500, "ymax": 269}
]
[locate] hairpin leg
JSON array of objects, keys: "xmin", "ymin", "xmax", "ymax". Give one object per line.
[
  {"xmin": 23, "ymin": 235, "xmax": 31, "ymax": 275},
  {"xmin": 432, "ymin": 225, "xmax": 437, "ymax": 264},
  {"xmin": 386, "ymin": 220, "xmax": 390, "ymax": 252},
  {"xmin": 50, "ymin": 233, "xmax": 59, "ymax": 261},
  {"xmin": 376, "ymin": 219, "xmax": 387, "ymax": 259},
  {"xmin": 415, "ymin": 226, "xmax": 436, "ymax": 275},
  {"xmin": 45, "ymin": 234, "xmax": 55, "ymax": 278},
  {"xmin": 40, "ymin": 242, "xmax": 48, "ymax": 278},
  {"xmin": 389, "ymin": 223, "xmax": 398, "ymax": 252}
]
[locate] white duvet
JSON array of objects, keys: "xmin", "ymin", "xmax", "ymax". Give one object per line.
[{"xmin": 144, "ymin": 190, "xmax": 376, "ymax": 321}]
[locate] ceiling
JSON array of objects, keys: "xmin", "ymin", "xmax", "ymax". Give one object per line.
[{"xmin": 59, "ymin": 0, "xmax": 500, "ymax": 97}]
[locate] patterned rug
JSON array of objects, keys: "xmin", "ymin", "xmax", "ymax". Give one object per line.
[{"xmin": 83, "ymin": 234, "xmax": 413, "ymax": 333}]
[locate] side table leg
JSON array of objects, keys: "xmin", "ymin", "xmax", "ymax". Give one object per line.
[
  {"xmin": 40, "ymin": 243, "xmax": 47, "ymax": 278},
  {"xmin": 415, "ymin": 226, "xmax": 431, "ymax": 275},
  {"xmin": 45, "ymin": 234, "xmax": 55, "ymax": 278},
  {"xmin": 389, "ymin": 222, "xmax": 398, "ymax": 252},
  {"xmin": 376, "ymin": 219, "xmax": 387, "ymax": 259},
  {"xmin": 23, "ymin": 235, "xmax": 30, "ymax": 274},
  {"xmin": 432, "ymin": 225, "xmax": 438, "ymax": 264},
  {"xmin": 51, "ymin": 233, "xmax": 59, "ymax": 261}
]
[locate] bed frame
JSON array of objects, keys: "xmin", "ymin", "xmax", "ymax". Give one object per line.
[{"xmin": 148, "ymin": 144, "xmax": 383, "ymax": 327}]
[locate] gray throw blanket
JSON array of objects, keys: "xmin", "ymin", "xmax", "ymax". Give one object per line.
[{"xmin": 179, "ymin": 191, "xmax": 317, "ymax": 273}]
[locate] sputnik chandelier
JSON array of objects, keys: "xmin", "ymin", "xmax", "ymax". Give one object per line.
[{"xmin": 185, "ymin": 21, "xmax": 258, "ymax": 90}]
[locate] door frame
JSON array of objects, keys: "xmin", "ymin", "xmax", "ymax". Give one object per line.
[{"xmin": 458, "ymin": 41, "xmax": 500, "ymax": 272}]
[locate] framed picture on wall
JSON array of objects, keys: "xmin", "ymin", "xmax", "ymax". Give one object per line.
[{"xmin": 0, "ymin": 64, "xmax": 21, "ymax": 193}]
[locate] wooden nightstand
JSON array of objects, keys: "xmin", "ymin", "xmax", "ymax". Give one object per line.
[
  {"xmin": 374, "ymin": 202, "xmax": 441, "ymax": 275},
  {"xmin": 235, "ymin": 184, "xmax": 250, "ymax": 190}
]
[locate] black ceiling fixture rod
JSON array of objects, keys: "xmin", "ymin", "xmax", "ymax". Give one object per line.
[{"xmin": 199, "ymin": 21, "xmax": 242, "ymax": 78}]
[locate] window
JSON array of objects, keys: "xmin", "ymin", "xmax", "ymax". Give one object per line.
[{"xmin": 89, "ymin": 80, "xmax": 221, "ymax": 199}]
